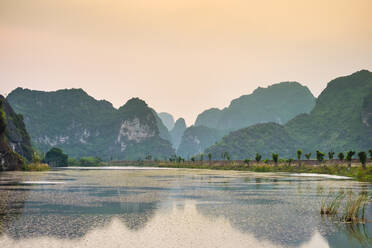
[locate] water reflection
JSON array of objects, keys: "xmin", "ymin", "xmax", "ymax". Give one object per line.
[{"xmin": 0, "ymin": 169, "xmax": 370, "ymax": 248}]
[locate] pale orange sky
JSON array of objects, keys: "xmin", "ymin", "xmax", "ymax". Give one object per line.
[{"xmin": 1, "ymin": 0, "xmax": 372, "ymax": 124}]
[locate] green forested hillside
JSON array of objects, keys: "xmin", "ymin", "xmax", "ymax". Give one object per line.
[
  {"xmin": 7, "ymin": 89, "xmax": 174, "ymax": 160},
  {"xmin": 0, "ymin": 96, "xmax": 32, "ymax": 170},
  {"xmin": 195, "ymin": 82, "xmax": 315, "ymax": 130},
  {"xmin": 177, "ymin": 126, "xmax": 228, "ymax": 158},
  {"xmin": 206, "ymin": 70, "xmax": 372, "ymax": 159}
]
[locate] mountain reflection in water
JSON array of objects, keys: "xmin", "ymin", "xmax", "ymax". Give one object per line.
[{"xmin": 0, "ymin": 169, "xmax": 371, "ymax": 248}]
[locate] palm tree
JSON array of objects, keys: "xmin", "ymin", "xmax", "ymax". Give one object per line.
[
  {"xmin": 328, "ymin": 151, "xmax": 335, "ymax": 160},
  {"xmin": 346, "ymin": 151, "xmax": 355, "ymax": 170},
  {"xmin": 358, "ymin": 151, "xmax": 367, "ymax": 169},
  {"xmin": 296, "ymin": 149, "xmax": 302, "ymax": 166},
  {"xmin": 338, "ymin": 152, "xmax": 344, "ymax": 161},
  {"xmin": 316, "ymin": 150, "xmax": 325, "ymax": 165},
  {"xmin": 272, "ymin": 153, "xmax": 279, "ymax": 166},
  {"xmin": 255, "ymin": 153, "xmax": 262, "ymax": 163}
]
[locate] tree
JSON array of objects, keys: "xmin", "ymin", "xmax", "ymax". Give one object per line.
[
  {"xmin": 44, "ymin": 147, "xmax": 68, "ymax": 167},
  {"xmin": 328, "ymin": 151, "xmax": 335, "ymax": 160},
  {"xmin": 369, "ymin": 150, "xmax": 372, "ymax": 160},
  {"xmin": 244, "ymin": 159, "xmax": 250, "ymax": 165},
  {"xmin": 296, "ymin": 149, "xmax": 302, "ymax": 166},
  {"xmin": 304, "ymin": 153, "xmax": 312, "ymax": 160},
  {"xmin": 316, "ymin": 150, "xmax": 325, "ymax": 165},
  {"xmin": 208, "ymin": 153, "xmax": 212, "ymax": 162},
  {"xmin": 338, "ymin": 152, "xmax": 344, "ymax": 161},
  {"xmin": 200, "ymin": 154, "xmax": 204, "ymax": 163},
  {"xmin": 223, "ymin": 152, "xmax": 230, "ymax": 161},
  {"xmin": 272, "ymin": 153, "xmax": 279, "ymax": 166},
  {"xmin": 255, "ymin": 153, "xmax": 262, "ymax": 163},
  {"xmin": 358, "ymin": 152, "xmax": 367, "ymax": 169},
  {"xmin": 346, "ymin": 151, "xmax": 355, "ymax": 170},
  {"xmin": 191, "ymin": 157, "xmax": 195, "ymax": 163},
  {"xmin": 0, "ymin": 100, "xmax": 6, "ymax": 136}
]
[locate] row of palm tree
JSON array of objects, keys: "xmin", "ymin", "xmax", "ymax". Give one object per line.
[{"xmin": 169, "ymin": 150, "xmax": 371, "ymax": 169}]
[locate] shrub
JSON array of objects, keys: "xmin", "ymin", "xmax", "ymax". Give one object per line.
[
  {"xmin": 23, "ymin": 163, "xmax": 50, "ymax": 171},
  {"xmin": 305, "ymin": 153, "xmax": 312, "ymax": 160},
  {"xmin": 358, "ymin": 152, "xmax": 367, "ymax": 169},
  {"xmin": 44, "ymin": 147, "xmax": 68, "ymax": 167}
]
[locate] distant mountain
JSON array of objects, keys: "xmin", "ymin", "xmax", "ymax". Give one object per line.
[
  {"xmin": 169, "ymin": 118, "xmax": 186, "ymax": 149},
  {"xmin": 205, "ymin": 70, "xmax": 372, "ymax": 159},
  {"xmin": 152, "ymin": 110, "xmax": 172, "ymax": 142},
  {"xmin": 0, "ymin": 96, "xmax": 33, "ymax": 170},
  {"xmin": 157, "ymin": 112, "xmax": 175, "ymax": 131},
  {"xmin": 195, "ymin": 82, "xmax": 316, "ymax": 131},
  {"xmin": 7, "ymin": 88, "xmax": 175, "ymax": 160},
  {"xmin": 177, "ymin": 126, "xmax": 228, "ymax": 158}
]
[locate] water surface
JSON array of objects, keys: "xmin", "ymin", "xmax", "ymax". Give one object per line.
[{"xmin": 0, "ymin": 168, "xmax": 371, "ymax": 247}]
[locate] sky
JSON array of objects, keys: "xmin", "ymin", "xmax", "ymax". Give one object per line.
[{"xmin": 1, "ymin": 0, "xmax": 372, "ymax": 125}]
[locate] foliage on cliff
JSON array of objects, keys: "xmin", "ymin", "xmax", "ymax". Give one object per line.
[{"xmin": 7, "ymin": 89, "xmax": 174, "ymax": 160}]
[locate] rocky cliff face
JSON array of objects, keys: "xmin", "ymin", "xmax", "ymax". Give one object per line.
[
  {"xmin": 169, "ymin": 118, "xmax": 187, "ymax": 149},
  {"xmin": 0, "ymin": 96, "xmax": 32, "ymax": 170},
  {"xmin": 0, "ymin": 95, "xmax": 33, "ymax": 162},
  {"xmin": 7, "ymin": 89, "xmax": 174, "ymax": 160},
  {"xmin": 157, "ymin": 112, "xmax": 175, "ymax": 131}
]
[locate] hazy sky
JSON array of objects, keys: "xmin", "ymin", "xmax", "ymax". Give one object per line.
[{"xmin": 1, "ymin": 0, "xmax": 372, "ymax": 124}]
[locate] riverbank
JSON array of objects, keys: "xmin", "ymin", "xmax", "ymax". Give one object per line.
[{"xmin": 108, "ymin": 160, "xmax": 372, "ymax": 182}]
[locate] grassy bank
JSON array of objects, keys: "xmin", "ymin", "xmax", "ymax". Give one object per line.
[
  {"xmin": 147, "ymin": 161, "xmax": 372, "ymax": 182},
  {"xmin": 22, "ymin": 162, "xmax": 50, "ymax": 171}
]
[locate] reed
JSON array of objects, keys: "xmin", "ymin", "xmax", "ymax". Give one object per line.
[{"xmin": 341, "ymin": 192, "xmax": 369, "ymax": 223}]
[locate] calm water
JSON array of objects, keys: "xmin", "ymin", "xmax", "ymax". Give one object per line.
[{"xmin": 0, "ymin": 167, "xmax": 371, "ymax": 248}]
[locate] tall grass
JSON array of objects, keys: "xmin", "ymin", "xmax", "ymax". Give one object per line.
[
  {"xmin": 320, "ymin": 191, "xmax": 371, "ymax": 223},
  {"xmin": 321, "ymin": 191, "xmax": 345, "ymax": 216},
  {"xmin": 22, "ymin": 162, "xmax": 50, "ymax": 171},
  {"xmin": 341, "ymin": 192, "xmax": 369, "ymax": 223}
]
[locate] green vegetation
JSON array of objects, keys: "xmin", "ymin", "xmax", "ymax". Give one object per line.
[
  {"xmin": 44, "ymin": 147, "xmax": 68, "ymax": 167},
  {"xmin": 68, "ymin": 156, "xmax": 104, "ymax": 166},
  {"xmin": 205, "ymin": 70, "xmax": 372, "ymax": 160},
  {"xmin": 346, "ymin": 151, "xmax": 356, "ymax": 169},
  {"xmin": 0, "ymin": 96, "xmax": 31, "ymax": 171},
  {"xmin": 328, "ymin": 151, "xmax": 335, "ymax": 160},
  {"xmin": 255, "ymin": 153, "xmax": 262, "ymax": 162},
  {"xmin": 177, "ymin": 125, "xmax": 227, "ymax": 158},
  {"xmin": 321, "ymin": 191, "xmax": 345, "ymax": 216},
  {"xmin": 272, "ymin": 153, "xmax": 279, "ymax": 166},
  {"xmin": 316, "ymin": 150, "xmax": 325, "ymax": 164},
  {"xmin": 338, "ymin": 152, "xmax": 345, "ymax": 161},
  {"xmin": 358, "ymin": 152, "xmax": 367, "ymax": 169},
  {"xmin": 7, "ymin": 88, "xmax": 175, "ymax": 160},
  {"xmin": 205, "ymin": 123, "xmax": 296, "ymax": 160},
  {"xmin": 305, "ymin": 153, "xmax": 311, "ymax": 160},
  {"xmin": 195, "ymin": 81, "xmax": 315, "ymax": 130},
  {"xmin": 321, "ymin": 191, "xmax": 370, "ymax": 223},
  {"xmin": 296, "ymin": 149, "xmax": 302, "ymax": 166},
  {"xmin": 149, "ymin": 159, "xmax": 372, "ymax": 182},
  {"xmin": 22, "ymin": 162, "xmax": 50, "ymax": 171}
]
